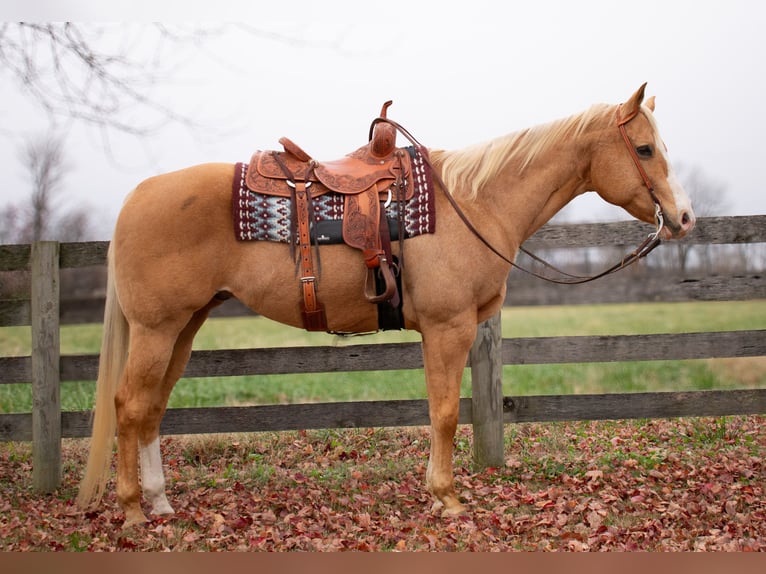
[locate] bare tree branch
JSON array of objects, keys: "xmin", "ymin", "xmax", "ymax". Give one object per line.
[
  {"xmin": 18, "ymin": 134, "xmax": 70, "ymax": 242},
  {"xmin": 0, "ymin": 23, "xmax": 236, "ymax": 136}
]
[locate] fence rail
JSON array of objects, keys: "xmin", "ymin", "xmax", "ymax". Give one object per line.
[{"xmin": 1, "ymin": 216, "xmax": 765, "ymax": 491}]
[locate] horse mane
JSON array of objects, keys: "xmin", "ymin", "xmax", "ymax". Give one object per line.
[{"xmin": 431, "ymin": 103, "xmax": 612, "ymax": 198}]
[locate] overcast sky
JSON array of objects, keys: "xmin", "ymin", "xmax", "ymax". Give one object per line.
[{"xmin": 1, "ymin": 1, "xmax": 765, "ymax": 239}]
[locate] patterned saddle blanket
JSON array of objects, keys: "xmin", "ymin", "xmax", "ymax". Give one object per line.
[{"xmin": 232, "ymin": 146, "xmax": 435, "ymax": 245}]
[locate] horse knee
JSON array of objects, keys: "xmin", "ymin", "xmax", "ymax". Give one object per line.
[{"xmin": 430, "ymin": 407, "xmax": 459, "ymax": 435}]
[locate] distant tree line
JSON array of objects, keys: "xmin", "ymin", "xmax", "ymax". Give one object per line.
[{"xmin": 0, "ymin": 134, "xmax": 92, "ymax": 244}]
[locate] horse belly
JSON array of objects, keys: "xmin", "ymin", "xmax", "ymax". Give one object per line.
[{"xmin": 225, "ymin": 241, "xmax": 379, "ymax": 333}]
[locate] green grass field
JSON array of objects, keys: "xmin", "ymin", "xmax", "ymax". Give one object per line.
[{"xmin": 1, "ymin": 301, "xmax": 764, "ymax": 413}]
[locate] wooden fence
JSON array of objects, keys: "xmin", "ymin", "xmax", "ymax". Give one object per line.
[{"xmin": 1, "ymin": 215, "xmax": 765, "ymax": 491}]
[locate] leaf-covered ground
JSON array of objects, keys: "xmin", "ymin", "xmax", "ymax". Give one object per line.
[{"xmin": 1, "ymin": 416, "xmax": 765, "ymax": 551}]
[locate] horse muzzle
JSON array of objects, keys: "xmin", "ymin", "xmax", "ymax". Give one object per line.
[{"xmin": 660, "ymin": 207, "xmax": 696, "ymax": 240}]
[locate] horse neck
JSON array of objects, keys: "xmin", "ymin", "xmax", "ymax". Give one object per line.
[{"xmin": 474, "ymin": 112, "xmax": 611, "ymax": 247}]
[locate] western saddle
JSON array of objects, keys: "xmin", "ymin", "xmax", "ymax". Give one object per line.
[{"xmin": 245, "ymin": 101, "xmax": 414, "ymax": 331}]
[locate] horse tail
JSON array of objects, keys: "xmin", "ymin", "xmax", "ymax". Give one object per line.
[{"xmin": 76, "ymin": 244, "xmax": 128, "ymax": 509}]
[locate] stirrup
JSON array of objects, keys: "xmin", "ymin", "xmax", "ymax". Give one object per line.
[{"xmin": 364, "ymin": 258, "xmax": 398, "ymax": 305}]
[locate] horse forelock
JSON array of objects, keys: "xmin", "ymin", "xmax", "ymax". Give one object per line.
[{"xmin": 432, "ymin": 104, "xmax": 612, "ymax": 199}]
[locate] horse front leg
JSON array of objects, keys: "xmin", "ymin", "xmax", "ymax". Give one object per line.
[{"xmin": 421, "ymin": 320, "xmax": 476, "ymax": 517}]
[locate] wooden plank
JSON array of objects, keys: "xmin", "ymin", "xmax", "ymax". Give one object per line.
[
  {"xmin": 0, "ymin": 244, "xmax": 31, "ymax": 271},
  {"xmin": 667, "ymin": 275, "xmax": 766, "ymax": 302},
  {"xmin": 524, "ymin": 215, "xmax": 766, "ymax": 249},
  {"xmin": 0, "ymin": 241, "xmax": 107, "ymax": 272},
  {"xmin": 59, "ymin": 297, "xmax": 106, "ymax": 324},
  {"xmin": 33, "ymin": 271, "xmax": 764, "ymax": 326},
  {"xmin": 2, "ymin": 330, "xmax": 757, "ymax": 385},
  {"xmin": 183, "ymin": 342, "xmax": 425, "ymax": 377},
  {"xmin": 675, "ymin": 215, "xmax": 766, "ymax": 246},
  {"xmin": 470, "ymin": 313, "xmax": 504, "ymax": 468},
  {"xmin": 59, "ymin": 241, "xmax": 109, "ymax": 268},
  {"xmin": 0, "ymin": 413, "xmax": 32, "ymax": 441},
  {"xmin": 502, "ymin": 330, "xmax": 766, "ymax": 365},
  {"xmin": 59, "ymin": 354, "xmax": 97, "ymax": 382},
  {"xmin": 55, "ymin": 400, "xmax": 436, "ymax": 438},
  {"xmin": 503, "ymin": 389, "xmax": 766, "ymax": 423},
  {"xmin": 5, "ymin": 399, "xmax": 466, "ymax": 440},
  {"xmin": 3, "ymin": 216, "xmax": 763, "ymax": 327},
  {"xmin": 506, "ymin": 273, "xmax": 766, "ymax": 306},
  {"xmin": 0, "ymin": 356, "xmax": 31, "ymax": 384},
  {"xmin": 30, "ymin": 241, "xmax": 61, "ymax": 492},
  {"xmin": 159, "ymin": 401, "xmax": 435, "ymax": 434},
  {"xmin": 0, "ymin": 299, "xmax": 30, "ymax": 327},
  {"xmin": 55, "ymin": 295, "xmax": 255, "ymax": 326},
  {"xmin": 4, "ymin": 388, "xmax": 765, "ymax": 442},
  {"xmin": 1, "ymin": 216, "xmax": 762, "ymax": 274}
]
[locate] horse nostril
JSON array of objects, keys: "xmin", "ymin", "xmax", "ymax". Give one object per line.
[{"xmin": 680, "ymin": 211, "xmax": 693, "ymax": 229}]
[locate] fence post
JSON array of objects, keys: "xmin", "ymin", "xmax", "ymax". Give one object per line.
[
  {"xmin": 470, "ymin": 311, "xmax": 505, "ymax": 468},
  {"xmin": 31, "ymin": 241, "xmax": 61, "ymax": 492}
]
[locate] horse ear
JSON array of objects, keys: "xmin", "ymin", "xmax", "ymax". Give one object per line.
[
  {"xmin": 622, "ymin": 82, "xmax": 647, "ymax": 118},
  {"xmin": 645, "ymin": 95, "xmax": 656, "ymax": 112}
]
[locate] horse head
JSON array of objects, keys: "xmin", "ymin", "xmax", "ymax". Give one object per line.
[{"xmin": 590, "ymin": 83, "xmax": 695, "ymax": 239}]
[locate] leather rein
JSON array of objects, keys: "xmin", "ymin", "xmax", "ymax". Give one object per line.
[{"xmin": 370, "ymin": 104, "xmax": 665, "ymax": 285}]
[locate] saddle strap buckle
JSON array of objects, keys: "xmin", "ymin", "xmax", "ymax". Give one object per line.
[{"xmin": 363, "ymin": 248, "xmax": 385, "ymax": 270}]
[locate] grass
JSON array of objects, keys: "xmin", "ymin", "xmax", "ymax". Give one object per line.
[{"xmin": 0, "ymin": 301, "xmax": 764, "ymax": 413}]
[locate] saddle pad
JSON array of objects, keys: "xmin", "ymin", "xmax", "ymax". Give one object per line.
[{"xmin": 232, "ymin": 147, "xmax": 435, "ymax": 243}]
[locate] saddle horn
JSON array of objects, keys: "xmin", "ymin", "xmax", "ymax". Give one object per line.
[{"xmin": 369, "ymin": 100, "xmax": 396, "ymax": 159}]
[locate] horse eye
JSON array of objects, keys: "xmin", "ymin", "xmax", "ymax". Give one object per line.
[{"xmin": 636, "ymin": 144, "xmax": 653, "ymax": 158}]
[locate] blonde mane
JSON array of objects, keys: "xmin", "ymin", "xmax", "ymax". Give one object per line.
[{"xmin": 431, "ymin": 104, "xmax": 612, "ymax": 198}]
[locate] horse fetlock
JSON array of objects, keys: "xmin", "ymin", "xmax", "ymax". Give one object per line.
[{"xmin": 425, "ymin": 464, "xmax": 452, "ymax": 495}]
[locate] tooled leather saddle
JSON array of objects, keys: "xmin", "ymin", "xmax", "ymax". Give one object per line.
[{"xmin": 244, "ymin": 101, "xmax": 414, "ymax": 331}]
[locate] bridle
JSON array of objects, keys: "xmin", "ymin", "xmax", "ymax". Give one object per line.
[
  {"xmin": 370, "ymin": 103, "xmax": 666, "ymax": 285},
  {"xmin": 511, "ymin": 104, "xmax": 666, "ymax": 284},
  {"xmin": 616, "ymin": 104, "xmax": 663, "ymax": 210}
]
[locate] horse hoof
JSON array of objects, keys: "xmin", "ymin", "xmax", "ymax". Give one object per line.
[
  {"xmin": 441, "ymin": 503, "xmax": 467, "ymax": 518},
  {"xmin": 122, "ymin": 511, "xmax": 149, "ymax": 531},
  {"xmin": 430, "ymin": 499, "xmax": 467, "ymax": 518},
  {"xmin": 151, "ymin": 501, "xmax": 175, "ymax": 516},
  {"xmin": 430, "ymin": 500, "xmax": 444, "ymax": 515}
]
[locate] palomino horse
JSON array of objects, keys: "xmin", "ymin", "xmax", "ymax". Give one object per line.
[{"xmin": 77, "ymin": 84, "xmax": 695, "ymax": 528}]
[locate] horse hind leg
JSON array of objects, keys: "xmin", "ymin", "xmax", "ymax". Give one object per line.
[
  {"xmin": 116, "ymin": 300, "xmax": 222, "ymax": 527},
  {"xmin": 114, "ymin": 325, "xmax": 177, "ymax": 528},
  {"xmin": 136, "ymin": 300, "xmax": 224, "ymax": 519}
]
